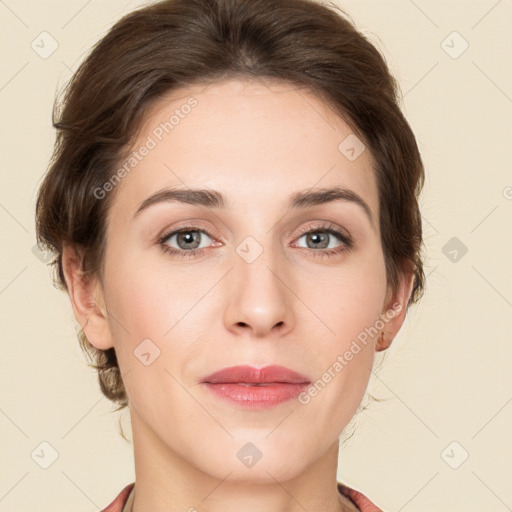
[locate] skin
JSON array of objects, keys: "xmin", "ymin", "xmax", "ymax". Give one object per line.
[{"xmin": 63, "ymin": 78, "xmax": 413, "ymax": 512}]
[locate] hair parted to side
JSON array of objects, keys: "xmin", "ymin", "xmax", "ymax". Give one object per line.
[{"xmin": 35, "ymin": 0, "xmax": 426, "ymax": 410}]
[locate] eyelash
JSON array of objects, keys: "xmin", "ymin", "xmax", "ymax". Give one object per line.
[{"xmin": 158, "ymin": 222, "xmax": 353, "ymax": 260}]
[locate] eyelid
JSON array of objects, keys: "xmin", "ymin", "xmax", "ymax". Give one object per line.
[
  {"xmin": 293, "ymin": 221, "xmax": 351, "ymax": 241},
  {"xmin": 157, "ymin": 221, "xmax": 223, "ymax": 245}
]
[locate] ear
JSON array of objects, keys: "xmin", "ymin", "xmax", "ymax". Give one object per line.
[
  {"xmin": 375, "ymin": 268, "xmax": 415, "ymax": 352},
  {"xmin": 61, "ymin": 243, "xmax": 114, "ymax": 351}
]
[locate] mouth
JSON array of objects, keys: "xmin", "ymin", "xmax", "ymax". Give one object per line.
[{"xmin": 201, "ymin": 365, "xmax": 311, "ymax": 409}]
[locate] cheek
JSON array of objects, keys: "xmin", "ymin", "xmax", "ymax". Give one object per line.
[
  {"xmin": 298, "ymin": 250, "xmax": 387, "ymax": 418},
  {"xmin": 102, "ymin": 256, "xmax": 215, "ymax": 404},
  {"xmin": 105, "ymin": 253, "xmax": 201, "ymax": 342},
  {"xmin": 105, "ymin": 262, "xmax": 200, "ymax": 420},
  {"xmin": 304, "ymin": 245, "xmax": 387, "ymax": 343}
]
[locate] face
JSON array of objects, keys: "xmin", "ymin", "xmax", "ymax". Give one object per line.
[{"xmin": 73, "ymin": 79, "xmax": 408, "ymax": 483}]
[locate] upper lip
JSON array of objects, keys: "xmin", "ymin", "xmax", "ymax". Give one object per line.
[{"xmin": 202, "ymin": 365, "xmax": 310, "ymax": 384}]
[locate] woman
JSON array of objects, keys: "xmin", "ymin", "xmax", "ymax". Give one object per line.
[{"xmin": 34, "ymin": 0, "xmax": 426, "ymax": 510}]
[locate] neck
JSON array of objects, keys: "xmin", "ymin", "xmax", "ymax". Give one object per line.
[{"xmin": 128, "ymin": 407, "xmax": 358, "ymax": 512}]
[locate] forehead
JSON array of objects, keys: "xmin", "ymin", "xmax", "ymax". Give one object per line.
[{"xmin": 108, "ymin": 78, "xmax": 378, "ymax": 226}]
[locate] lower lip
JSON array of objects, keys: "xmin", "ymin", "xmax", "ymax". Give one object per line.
[{"xmin": 203, "ymin": 382, "xmax": 310, "ymax": 409}]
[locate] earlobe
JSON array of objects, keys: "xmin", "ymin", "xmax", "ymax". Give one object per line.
[
  {"xmin": 61, "ymin": 244, "xmax": 114, "ymax": 351},
  {"xmin": 376, "ymin": 270, "xmax": 415, "ymax": 352}
]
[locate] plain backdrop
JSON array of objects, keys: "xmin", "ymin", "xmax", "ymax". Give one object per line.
[{"xmin": 0, "ymin": 1, "xmax": 511, "ymax": 511}]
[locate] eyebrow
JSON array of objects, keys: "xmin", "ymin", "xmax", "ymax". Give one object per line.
[{"xmin": 134, "ymin": 185, "xmax": 376, "ymax": 229}]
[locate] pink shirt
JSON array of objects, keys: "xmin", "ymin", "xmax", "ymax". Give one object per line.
[{"xmin": 101, "ymin": 482, "xmax": 384, "ymax": 512}]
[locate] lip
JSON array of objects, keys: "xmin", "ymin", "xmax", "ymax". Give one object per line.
[
  {"xmin": 202, "ymin": 365, "xmax": 310, "ymax": 384},
  {"xmin": 201, "ymin": 365, "xmax": 311, "ymax": 409}
]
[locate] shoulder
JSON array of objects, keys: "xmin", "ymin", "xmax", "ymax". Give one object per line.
[
  {"xmin": 101, "ymin": 482, "xmax": 135, "ymax": 512},
  {"xmin": 337, "ymin": 482, "xmax": 385, "ymax": 512}
]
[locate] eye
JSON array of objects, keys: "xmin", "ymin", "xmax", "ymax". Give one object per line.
[
  {"xmin": 292, "ymin": 222, "xmax": 353, "ymax": 258},
  {"xmin": 157, "ymin": 222, "xmax": 353, "ymax": 260},
  {"xmin": 159, "ymin": 227, "xmax": 217, "ymax": 259}
]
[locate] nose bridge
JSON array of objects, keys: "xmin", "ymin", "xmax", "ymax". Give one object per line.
[
  {"xmin": 224, "ymin": 229, "xmax": 293, "ymax": 336},
  {"xmin": 235, "ymin": 231, "xmax": 284, "ymax": 295}
]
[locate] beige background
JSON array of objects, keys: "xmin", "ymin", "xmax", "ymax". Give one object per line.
[{"xmin": 1, "ymin": 0, "xmax": 511, "ymax": 511}]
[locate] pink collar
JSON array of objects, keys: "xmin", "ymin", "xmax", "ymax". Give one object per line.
[{"xmin": 101, "ymin": 481, "xmax": 384, "ymax": 512}]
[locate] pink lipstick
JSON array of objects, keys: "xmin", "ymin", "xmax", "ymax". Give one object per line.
[{"xmin": 201, "ymin": 365, "xmax": 310, "ymax": 409}]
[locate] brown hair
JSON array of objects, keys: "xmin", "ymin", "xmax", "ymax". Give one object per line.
[{"xmin": 35, "ymin": 0, "xmax": 426, "ymax": 410}]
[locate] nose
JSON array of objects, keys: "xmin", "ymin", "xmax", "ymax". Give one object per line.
[{"xmin": 223, "ymin": 244, "xmax": 295, "ymax": 339}]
